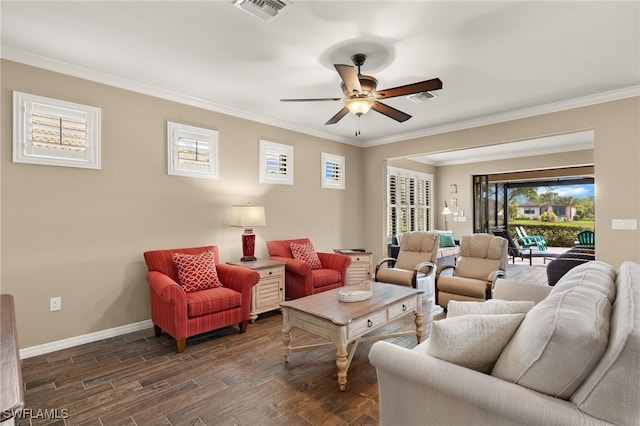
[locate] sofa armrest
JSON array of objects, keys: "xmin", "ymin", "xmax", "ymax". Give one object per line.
[
  {"xmin": 215, "ymin": 263, "xmax": 260, "ymax": 294},
  {"xmin": 492, "ymin": 278, "xmax": 552, "ymax": 304},
  {"xmin": 368, "ymin": 341, "xmax": 607, "ymax": 426},
  {"xmin": 146, "ymin": 271, "xmax": 187, "ymax": 304},
  {"xmin": 317, "ymin": 252, "xmax": 351, "ymax": 272},
  {"xmin": 269, "ymin": 256, "xmax": 312, "ymax": 276}
]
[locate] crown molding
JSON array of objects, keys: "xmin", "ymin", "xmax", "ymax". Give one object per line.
[
  {"xmin": 362, "ymin": 85, "xmax": 640, "ymax": 148},
  {"xmin": 1, "ymin": 47, "xmax": 360, "ymax": 146},
  {"xmin": 3, "ymin": 47, "xmax": 638, "ymax": 149}
]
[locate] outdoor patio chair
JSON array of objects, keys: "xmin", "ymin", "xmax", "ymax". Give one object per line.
[
  {"xmin": 515, "ymin": 226, "xmax": 547, "ymax": 251},
  {"xmin": 576, "ymin": 230, "xmax": 595, "ymax": 248}
]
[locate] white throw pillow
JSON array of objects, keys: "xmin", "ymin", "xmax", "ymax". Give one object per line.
[
  {"xmin": 426, "ymin": 313, "xmax": 525, "ymax": 373},
  {"xmin": 447, "ymin": 299, "xmax": 535, "ymax": 318},
  {"xmin": 491, "ymin": 286, "xmax": 610, "ymax": 399}
]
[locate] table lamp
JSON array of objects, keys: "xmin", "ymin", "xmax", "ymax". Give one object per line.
[{"xmin": 230, "ymin": 205, "xmax": 266, "ymax": 261}]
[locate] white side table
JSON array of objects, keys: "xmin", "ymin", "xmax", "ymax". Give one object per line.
[
  {"xmin": 227, "ymin": 259, "xmax": 285, "ymax": 322},
  {"xmin": 334, "ymin": 250, "xmax": 373, "ymax": 286}
]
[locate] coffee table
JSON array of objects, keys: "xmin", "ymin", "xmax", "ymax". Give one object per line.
[{"xmin": 280, "ymin": 282, "xmax": 424, "ymax": 391}]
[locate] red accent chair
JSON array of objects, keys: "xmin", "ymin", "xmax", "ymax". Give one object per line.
[
  {"xmin": 143, "ymin": 245, "xmax": 260, "ymax": 353},
  {"xmin": 266, "ymin": 238, "xmax": 351, "ymax": 300}
]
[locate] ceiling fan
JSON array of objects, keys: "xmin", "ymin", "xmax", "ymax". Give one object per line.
[{"xmin": 281, "ymin": 53, "xmax": 443, "ymax": 125}]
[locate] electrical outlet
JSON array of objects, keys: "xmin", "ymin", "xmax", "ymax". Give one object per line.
[{"xmin": 50, "ymin": 297, "xmax": 61, "ymax": 312}]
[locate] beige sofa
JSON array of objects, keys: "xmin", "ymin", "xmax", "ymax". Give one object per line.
[{"xmin": 369, "ymin": 260, "xmax": 640, "ymax": 425}]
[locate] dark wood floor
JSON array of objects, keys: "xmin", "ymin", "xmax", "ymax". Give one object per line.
[{"xmin": 19, "ymin": 260, "xmax": 553, "ymax": 426}]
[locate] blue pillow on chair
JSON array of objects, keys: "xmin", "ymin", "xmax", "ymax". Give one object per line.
[{"xmin": 439, "ymin": 232, "xmax": 456, "ymax": 247}]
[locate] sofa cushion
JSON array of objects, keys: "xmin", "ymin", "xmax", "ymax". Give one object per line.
[
  {"xmin": 438, "ymin": 231, "xmax": 456, "ymax": 248},
  {"xmin": 290, "ymin": 242, "xmax": 322, "ymax": 269},
  {"xmin": 570, "ymin": 261, "xmax": 639, "ymax": 424},
  {"xmin": 186, "ymin": 286, "xmax": 242, "ymax": 317},
  {"xmin": 447, "ymin": 300, "xmax": 535, "ymax": 318},
  {"xmin": 492, "ymin": 285, "xmax": 611, "ymax": 399},
  {"xmin": 551, "ymin": 260, "xmax": 616, "ymax": 303},
  {"xmin": 311, "ymin": 268, "xmax": 341, "ymax": 287},
  {"xmin": 427, "ymin": 313, "xmax": 525, "ymax": 373},
  {"xmin": 455, "ymin": 257, "xmax": 502, "ymax": 281},
  {"xmin": 172, "ymin": 250, "xmax": 222, "ymax": 292}
]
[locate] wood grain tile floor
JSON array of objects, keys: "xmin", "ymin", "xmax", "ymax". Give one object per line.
[{"xmin": 19, "ymin": 259, "xmax": 556, "ymax": 426}]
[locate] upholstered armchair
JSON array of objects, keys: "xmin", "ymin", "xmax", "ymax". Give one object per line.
[
  {"xmin": 375, "ymin": 231, "xmax": 439, "ymax": 296},
  {"xmin": 435, "ymin": 233, "xmax": 508, "ymax": 309},
  {"xmin": 143, "ymin": 245, "xmax": 260, "ymax": 353},
  {"xmin": 266, "ymin": 238, "xmax": 351, "ymax": 299}
]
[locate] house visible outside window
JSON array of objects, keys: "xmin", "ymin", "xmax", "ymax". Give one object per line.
[
  {"xmin": 387, "ymin": 166, "xmax": 433, "ymax": 237},
  {"xmin": 321, "ymin": 152, "xmax": 345, "ymax": 189},
  {"xmin": 260, "ymin": 140, "xmax": 293, "ymax": 185},
  {"xmin": 167, "ymin": 122, "xmax": 218, "ymax": 179},
  {"xmin": 13, "ymin": 91, "xmax": 101, "ymax": 169}
]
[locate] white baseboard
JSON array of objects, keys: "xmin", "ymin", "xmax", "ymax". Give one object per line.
[{"xmin": 20, "ymin": 320, "xmax": 154, "ymax": 359}]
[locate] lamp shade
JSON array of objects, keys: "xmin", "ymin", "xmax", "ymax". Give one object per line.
[
  {"xmin": 442, "ymin": 206, "xmax": 452, "ymax": 215},
  {"xmin": 345, "ymin": 98, "xmax": 374, "ymax": 116},
  {"xmin": 230, "ymin": 205, "xmax": 266, "ymax": 228}
]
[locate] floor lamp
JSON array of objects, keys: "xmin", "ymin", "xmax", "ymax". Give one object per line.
[
  {"xmin": 442, "ymin": 202, "xmax": 453, "ymax": 231},
  {"xmin": 230, "ymin": 205, "xmax": 266, "ymax": 262}
]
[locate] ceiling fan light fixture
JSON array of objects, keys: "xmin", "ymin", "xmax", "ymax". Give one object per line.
[{"xmin": 345, "ymin": 98, "xmax": 374, "ymax": 116}]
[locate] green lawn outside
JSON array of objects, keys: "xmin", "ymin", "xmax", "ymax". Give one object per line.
[{"xmin": 508, "ymin": 220, "xmax": 595, "ymax": 247}]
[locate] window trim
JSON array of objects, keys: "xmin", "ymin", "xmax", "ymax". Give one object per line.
[
  {"xmin": 167, "ymin": 121, "xmax": 219, "ymax": 179},
  {"xmin": 13, "ymin": 91, "xmax": 101, "ymax": 170},
  {"xmin": 320, "ymin": 152, "xmax": 345, "ymax": 190},
  {"xmin": 259, "ymin": 140, "xmax": 293, "ymax": 185}
]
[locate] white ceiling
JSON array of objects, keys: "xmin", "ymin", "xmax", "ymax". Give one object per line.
[{"xmin": 1, "ymin": 1, "xmax": 639, "ymax": 151}]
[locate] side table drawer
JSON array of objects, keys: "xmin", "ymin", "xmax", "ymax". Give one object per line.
[
  {"xmin": 258, "ymin": 266, "xmax": 283, "ymax": 280},
  {"xmin": 254, "ymin": 277, "xmax": 283, "ymax": 310},
  {"xmin": 387, "ymin": 297, "xmax": 418, "ymax": 320},
  {"xmin": 347, "ymin": 310, "xmax": 387, "ymax": 339}
]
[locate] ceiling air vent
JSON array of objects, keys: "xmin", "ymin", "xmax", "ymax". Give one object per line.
[
  {"xmin": 407, "ymin": 91, "xmax": 437, "ymax": 103},
  {"xmin": 232, "ymin": 0, "xmax": 291, "ymax": 22}
]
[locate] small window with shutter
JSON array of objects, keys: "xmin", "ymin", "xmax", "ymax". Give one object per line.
[
  {"xmin": 167, "ymin": 122, "xmax": 219, "ymax": 179},
  {"xmin": 13, "ymin": 91, "xmax": 101, "ymax": 169},
  {"xmin": 321, "ymin": 152, "xmax": 345, "ymax": 189},
  {"xmin": 260, "ymin": 140, "xmax": 293, "ymax": 185}
]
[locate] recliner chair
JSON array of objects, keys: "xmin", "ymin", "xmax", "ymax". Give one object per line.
[
  {"xmin": 375, "ymin": 231, "xmax": 439, "ymax": 297},
  {"xmin": 435, "ymin": 233, "xmax": 508, "ymax": 309}
]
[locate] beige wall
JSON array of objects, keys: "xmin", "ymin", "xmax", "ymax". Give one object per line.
[
  {"xmin": 2, "ymin": 59, "xmax": 639, "ymax": 350},
  {"xmin": 1, "ymin": 60, "xmax": 365, "ymax": 348},
  {"xmin": 363, "ymin": 98, "xmax": 640, "ymax": 268}
]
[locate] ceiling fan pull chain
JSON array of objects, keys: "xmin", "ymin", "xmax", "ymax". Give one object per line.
[{"xmin": 355, "ymin": 116, "xmax": 361, "ymax": 136}]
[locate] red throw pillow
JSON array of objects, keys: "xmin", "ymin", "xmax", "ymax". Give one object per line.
[
  {"xmin": 172, "ymin": 251, "xmax": 222, "ymax": 292},
  {"xmin": 290, "ymin": 242, "xmax": 323, "ymax": 269}
]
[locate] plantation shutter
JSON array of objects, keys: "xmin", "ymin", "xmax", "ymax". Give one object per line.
[
  {"xmin": 13, "ymin": 91, "xmax": 101, "ymax": 169},
  {"xmin": 321, "ymin": 152, "xmax": 345, "ymax": 189},
  {"xmin": 387, "ymin": 167, "xmax": 433, "ymax": 237},
  {"xmin": 260, "ymin": 140, "xmax": 294, "ymax": 185},
  {"xmin": 167, "ymin": 122, "xmax": 218, "ymax": 179},
  {"xmin": 31, "ymin": 112, "xmax": 87, "ymax": 153}
]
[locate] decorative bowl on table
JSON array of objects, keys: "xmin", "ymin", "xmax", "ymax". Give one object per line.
[{"xmin": 337, "ymin": 281, "xmax": 373, "ymax": 302}]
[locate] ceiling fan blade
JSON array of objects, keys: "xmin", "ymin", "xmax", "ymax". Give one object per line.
[
  {"xmin": 325, "ymin": 107, "xmax": 349, "ymax": 125},
  {"xmin": 376, "ymin": 78, "xmax": 443, "ymax": 99},
  {"xmin": 334, "ymin": 64, "xmax": 362, "ymax": 95},
  {"xmin": 280, "ymin": 97, "xmax": 342, "ymax": 102},
  {"xmin": 371, "ymin": 101, "xmax": 412, "ymax": 122}
]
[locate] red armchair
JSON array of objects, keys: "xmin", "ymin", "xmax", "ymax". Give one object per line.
[
  {"xmin": 266, "ymin": 238, "xmax": 351, "ymax": 299},
  {"xmin": 143, "ymin": 245, "xmax": 260, "ymax": 353}
]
